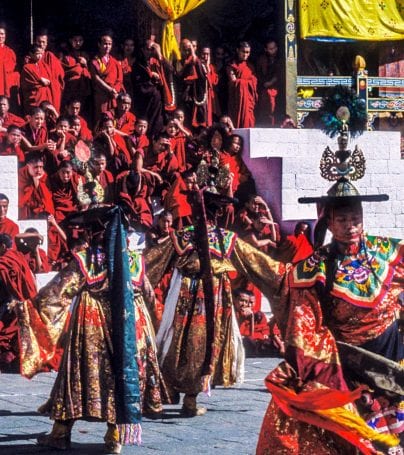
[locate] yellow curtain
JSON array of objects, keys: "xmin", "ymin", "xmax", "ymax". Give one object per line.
[
  {"xmin": 299, "ymin": 0, "xmax": 404, "ymax": 41},
  {"xmin": 143, "ymin": 0, "xmax": 206, "ymax": 60}
]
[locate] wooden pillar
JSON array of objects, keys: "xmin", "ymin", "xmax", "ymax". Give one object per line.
[{"xmin": 285, "ymin": 0, "xmax": 298, "ymax": 123}]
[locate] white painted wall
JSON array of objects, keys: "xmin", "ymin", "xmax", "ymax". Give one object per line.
[{"xmin": 238, "ymin": 129, "xmax": 403, "ymax": 239}]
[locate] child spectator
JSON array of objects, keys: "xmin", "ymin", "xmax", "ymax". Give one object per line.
[
  {"xmin": 234, "ymin": 289, "xmax": 271, "ymax": 357},
  {"xmin": 0, "ymin": 193, "xmax": 19, "ymax": 241}
]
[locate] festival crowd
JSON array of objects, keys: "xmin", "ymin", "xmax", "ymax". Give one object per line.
[{"xmin": 0, "ymin": 24, "xmax": 403, "ymax": 455}]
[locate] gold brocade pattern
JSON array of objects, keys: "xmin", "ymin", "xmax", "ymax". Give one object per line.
[
  {"xmin": 19, "ymin": 261, "xmax": 84, "ymax": 378},
  {"xmin": 50, "ymin": 279, "xmax": 116, "ymax": 422},
  {"xmin": 161, "ymin": 273, "xmax": 236, "ymax": 395}
]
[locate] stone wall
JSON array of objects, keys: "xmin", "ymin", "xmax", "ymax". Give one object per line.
[{"xmin": 237, "ymin": 129, "xmax": 403, "ymax": 239}]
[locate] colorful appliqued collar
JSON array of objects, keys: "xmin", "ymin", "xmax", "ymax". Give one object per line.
[
  {"xmin": 290, "ymin": 235, "xmax": 404, "ymax": 308},
  {"xmin": 73, "ymin": 247, "xmax": 107, "ymax": 285},
  {"xmin": 128, "ymin": 250, "xmax": 145, "ymax": 287},
  {"xmin": 171, "ymin": 225, "xmax": 237, "ymax": 259}
]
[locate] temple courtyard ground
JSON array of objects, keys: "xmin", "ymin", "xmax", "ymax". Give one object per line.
[{"xmin": 0, "ymin": 356, "xmax": 281, "ymax": 454}]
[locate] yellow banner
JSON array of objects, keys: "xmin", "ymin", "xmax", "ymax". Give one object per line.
[
  {"xmin": 299, "ymin": 0, "xmax": 404, "ymax": 41},
  {"xmin": 144, "ymin": 0, "xmax": 205, "ymax": 60}
]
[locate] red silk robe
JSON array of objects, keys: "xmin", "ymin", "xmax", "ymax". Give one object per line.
[{"xmin": 227, "ymin": 60, "xmax": 257, "ymax": 128}]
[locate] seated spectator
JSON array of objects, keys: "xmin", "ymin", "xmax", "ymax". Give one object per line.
[
  {"xmin": 144, "ymin": 134, "xmax": 179, "ymax": 199},
  {"xmin": 164, "ymin": 169, "xmax": 196, "ymax": 229},
  {"xmin": 0, "ymin": 233, "xmax": 37, "ymax": 372},
  {"xmin": 111, "ymin": 93, "xmax": 136, "ymax": 135},
  {"xmin": 93, "ymin": 115, "xmax": 132, "ymax": 176},
  {"xmin": 0, "ymin": 125, "xmax": 25, "ymax": 164},
  {"xmin": 116, "ymin": 151, "xmax": 161, "ymax": 229},
  {"xmin": 128, "ymin": 118, "xmax": 149, "ymax": 157},
  {"xmin": 285, "ymin": 221, "xmax": 314, "ymax": 264},
  {"xmin": 65, "ymin": 99, "xmax": 92, "ymax": 139},
  {"xmin": 20, "ymin": 107, "xmax": 49, "ymax": 153},
  {"xmin": 234, "ymin": 194, "xmax": 275, "ymax": 233},
  {"xmin": 0, "ymin": 96, "xmax": 25, "ymax": 133},
  {"xmin": 234, "ymin": 289, "xmax": 271, "ymax": 357},
  {"xmin": 15, "ymin": 228, "xmax": 50, "ymax": 273},
  {"xmin": 48, "ymin": 160, "xmax": 80, "ymax": 223},
  {"xmin": 70, "ymin": 115, "xmax": 93, "ymax": 143},
  {"xmin": 46, "ymin": 116, "xmax": 77, "ymax": 174},
  {"xmin": 219, "ymin": 134, "xmax": 255, "ymax": 205},
  {"xmin": 0, "ymin": 193, "xmax": 19, "ymax": 241},
  {"xmin": 88, "ymin": 153, "xmax": 115, "ymax": 204},
  {"xmin": 241, "ymin": 213, "xmax": 280, "ymax": 255},
  {"xmin": 146, "ymin": 210, "xmax": 174, "ymax": 246},
  {"xmin": 39, "ymin": 100, "xmax": 59, "ymax": 131},
  {"xmin": 165, "ymin": 117, "xmax": 187, "ymax": 172},
  {"xmin": 18, "ymin": 153, "xmax": 55, "ymax": 220}
]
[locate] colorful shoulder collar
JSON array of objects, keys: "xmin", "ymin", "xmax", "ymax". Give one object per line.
[
  {"xmin": 290, "ymin": 235, "xmax": 404, "ymax": 308},
  {"xmin": 73, "ymin": 248, "xmax": 107, "ymax": 285},
  {"xmin": 128, "ymin": 250, "xmax": 145, "ymax": 287},
  {"xmin": 170, "ymin": 225, "xmax": 237, "ymax": 259}
]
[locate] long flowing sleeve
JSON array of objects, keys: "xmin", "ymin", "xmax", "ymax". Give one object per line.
[
  {"xmin": 19, "ymin": 260, "xmax": 84, "ymax": 378},
  {"xmin": 230, "ymin": 237, "xmax": 291, "ymax": 330},
  {"xmin": 144, "ymin": 238, "xmax": 176, "ymax": 289}
]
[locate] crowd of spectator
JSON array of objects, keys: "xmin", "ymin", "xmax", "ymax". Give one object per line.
[{"xmin": 0, "ymin": 25, "xmax": 312, "ymax": 357}]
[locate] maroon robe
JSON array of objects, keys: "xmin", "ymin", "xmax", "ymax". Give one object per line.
[
  {"xmin": 0, "ymin": 45, "xmax": 20, "ymax": 99},
  {"xmin": 227, "ymin": 60, "xmax": 257, "ymax": 128},
  {"xmin": 21, "ymin": 60, "xmax": 54, "ymax": 114},
  {"xmin": 90, "ymin": 55, "xmax": 124, "ymax": 119},
  {"xmin": 18, "ymin": 166, "xmax": 55, "ymax": 219},
  {"xmin": 61, "ymin": 52, "xmax": 91, "ymax": 106}
]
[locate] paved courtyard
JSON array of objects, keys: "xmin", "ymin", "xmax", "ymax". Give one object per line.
[{"xmin": 0, "ymin": 357, "xmax": 281, "ymax": 455}]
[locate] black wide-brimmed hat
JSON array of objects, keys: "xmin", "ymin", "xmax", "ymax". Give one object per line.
[{"xmin": 299, "ymin": 177, "xmax": 389, "ymax": 205}]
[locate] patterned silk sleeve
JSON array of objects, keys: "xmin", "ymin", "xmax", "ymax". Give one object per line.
[
  {"xmin": 231, "ymin": 237, "xmax": 291, "ymax": 330},
  {"xmin": 19, "ymin": 260, "xmax": 85, "ymax": 378}
]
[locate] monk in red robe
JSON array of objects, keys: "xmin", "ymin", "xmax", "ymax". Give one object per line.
[
  {"xmin": 0, "ymin": 125, "xmax": 25, "ymax": 163},
  {"xmin": 227, "ymin": 42, "xmax": 257, "ymax": 128},
  {"xmin": 109, "ymin": 93, "xmax": 136, "ymax": 135},
  {"xmin": 48, "ymin": 161, "xmax": 80, "ymax": 223},
  {"xmin": 144, "ymin": 135, "xmax": 179, "ymax": 190},
  {"xmin": 34, "ymin": 31, "xmax": 65, "ymax": 113},
  {"xmin": 0, "ymin": 234, "xmax": 37, "ymax": 372},
  {"xmin": 129, "ymin": 118, "xmax": 150, "ymax": 156},
  {"xmin": 89, "ymin": 153, "xmax": 115, "ymax": 204},
  {"xmin": 0, "ymin": 193, "xmax": 19, "ymax": 240},
  {"xmin": 93, "ymin": 116, "xmax": 132, "ymax": 176},
  {"xmin": 61, "ymin": 33, "xmax": 91, "ymax": 107},
  {"xmin": 65, "ymin": 99, "xmax": 92, "ymax": 141},
  {"xmin": 0, "ymin": 96, "xmax": 25, "ymax": 133},
  {"xmin": 18, "ymin": 154, "xmax": 55, "ymax": 220},
  {"xmin": 0, "ymin": 27, "xmax": 20, "ymax": 109},
  {"xmin": 219, "ymin": 134, "xmax": 254, "ymax": 200},
  {"xmin": 21, "ymin": 45, "xmax": 54, "ymax": 115},
  {"xmin": 116, "ymin": 151, "xmax": 160, "ymax": 229},
  {"xmin": 164, "ymin": 169, "xmax": 196, "ymax": 228},
  {"xmin": 90, "ymin": 33, "xmax": 124, "ymax": 121}
]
